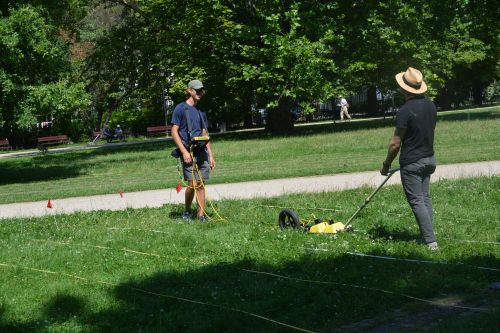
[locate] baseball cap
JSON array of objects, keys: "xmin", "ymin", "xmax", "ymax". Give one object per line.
[{"xmin": 188, "ymin": 80, "xmax": 204, "ymax": 90}]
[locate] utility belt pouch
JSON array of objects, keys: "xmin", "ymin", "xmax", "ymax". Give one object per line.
[
  {"xmin": 171, "ymin": 140, "xmax": 189, "ymax": 159},
  {"xmin": 171, "ymin": 148, "xmax": 181, "ymax": 158}
]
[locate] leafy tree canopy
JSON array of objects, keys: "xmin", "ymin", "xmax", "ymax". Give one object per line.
[
  {"xmin": 2, "ymin": 0, "xmax": 498, "ymax": 141},
  {"xmin": 0, "ymin": 5, "xmax": 89, "ymax": 138}
]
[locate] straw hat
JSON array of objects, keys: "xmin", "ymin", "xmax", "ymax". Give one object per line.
[{"xmin": 395, "ymin": 67, "xmax": 427, "ymax": 94}]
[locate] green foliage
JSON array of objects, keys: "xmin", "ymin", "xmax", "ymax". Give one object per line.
[
  {"xmin": 242, "ymin": 8, "xmax": 337, "ymax": 108},
  {"xmin": 18, "ymin": 80, "xmax": 90, "ymax": 129},
  {"xmin": 1, "ymin": 0, "xmax": 499, "ymax": 140},
  {"xmin": 110, "ymin": 104, "xmax": 159, "ymax": 136},
  {"xmin": 484, "ymin": 80, "xmax": 500, "ymax": 102},
  {"xmin": 0, "ymin": 5, "xmax": 90, "ymax": 141}
]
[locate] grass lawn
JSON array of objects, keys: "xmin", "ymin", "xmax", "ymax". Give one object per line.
[
  {"xmin": 0, "ymin": 106, "xmax": 499, "ymax": 205},
  {"xmin": 0, "ymin": 176, "xmax": 499, "ymax": 332}
]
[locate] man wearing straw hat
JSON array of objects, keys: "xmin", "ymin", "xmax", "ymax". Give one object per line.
[{"xmin": 380, "ymin": 67, "xmax": 438, "ymax": 250}]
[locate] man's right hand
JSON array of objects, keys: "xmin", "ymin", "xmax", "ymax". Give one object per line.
[{"xmin": 182, "ymin": 151, "xmax": 192, "ymax": 165}]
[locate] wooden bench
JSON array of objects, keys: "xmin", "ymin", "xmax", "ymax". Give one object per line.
[
  {"xmin": 37, "ymin": 135, "xmax": 69, "ymax": 148},
  {"xmin": 0, "ymin": 139, "xmax": 12, "ymax": 150},
  {"xmin": 147, "ymin": 125, "xmax": 172, "ymax": 136}
]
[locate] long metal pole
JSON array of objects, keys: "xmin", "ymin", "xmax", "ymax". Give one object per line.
[{"xmin": 344, "ymin": 168, "xmax": 400, "ymax": 227}]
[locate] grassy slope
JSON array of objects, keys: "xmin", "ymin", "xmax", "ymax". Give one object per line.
[
  {"xmin": 0, "ymin": 107, "xmax": 499, "ymax": 205},
  {"xmin": 0, "ymin": 176, "xmax": 499, "ymax": 332}
]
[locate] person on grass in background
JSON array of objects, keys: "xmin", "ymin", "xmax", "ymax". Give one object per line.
[
  {"xmin": 339, "ymin": 96, "xmax": 351, "ymax": 121},
  {"xmin": 171, "ymin": 80, "xmax": 215, "ymax": 222},
  {"xmin": 380, "ymin": 67, "xmax": 438, "ymax": 250}
]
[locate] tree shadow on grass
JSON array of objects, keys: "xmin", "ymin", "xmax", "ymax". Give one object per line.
[
  {"xmin": 43, "ymin": 294, "xmax": 87, "ymax": 322},
  {"xmin": 215, "ymin": 109, "xmax": 498, "ymax": 143},
  {"xmin": 214, "ymin": 119, "xmax": 396, "ymax": 143},
  {"xmin": 1, "ymin": 251, "xmax": 498, "ymax": 333},
  {"xmin": 0, "ymin": 163, "xmax": 83, "ymax": 186},
  {"xmin": 367, "ymin": 225, "xmax": 419, "ymax": 242},
  {"xmin": 0, "ymin": 140, "xmax": 178, "ymax": 186},
  {"xmin": 0, "ymin": 294, "xmax": 87, "ymax": 333},
  {"xmin": 437, "ymin": 110, "xmax": 499, "ymax": 122}
]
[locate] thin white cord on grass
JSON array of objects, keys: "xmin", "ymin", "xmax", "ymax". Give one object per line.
[
  {"xmin": 441, "ymin": 237, "xmax": 500, "ymax": 246},
  {"xmin": 346, "ymin": 252, "xmax": 500, "ymax": 273},
  {"xmin": 33, "ymin": 239, "xmax": 160, "ymax": 258},
  {"xmin": 0, "ymin": 262, "xmax": 317, "ymax": 333},
  {"xmin": 242, "ymin": 269, "xmax": 488, "ymax": 312},
  {"xmin": 32, "ymin": 238, "xmax": 208, "ymax": 264},
  {"xmin": 107, "ymin": 227, "xmax": 169, "ymax": 234},
  {"xmin": 258, "ymin": 205, "xmax": 342, "ymax": 212}
]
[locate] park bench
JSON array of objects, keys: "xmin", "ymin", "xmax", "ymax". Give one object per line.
[
  {"xmin": 0, "ymin": 139, "xmax": 12, "ymax": 150},
  {"xmin": 147, "ymin": 125, "xmax": 172, "ymax": 137},
  {"xmin": 37, "ymin": 135, "xmax": 69, "ymax": 148}
]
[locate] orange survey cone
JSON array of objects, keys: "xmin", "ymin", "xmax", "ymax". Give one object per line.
[
  {"xmin": 47, "ymin": 199, "xmax": 53, "ymax": 208},
  {"xmin": 119, "ymin": 191, "xmax": 124, "ymax": 198},
  {"xmin": 176, "ymin": 183, "xmax": 182, "ymax": 193}
]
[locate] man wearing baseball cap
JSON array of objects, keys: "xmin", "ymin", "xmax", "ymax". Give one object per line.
[
  {"xmin": 380, "ymin": 67, "xmax": 438, "ymax": 250},
  {"xmin": 171, "ymin": 79, "xmax": 215, "ymax": 222}
]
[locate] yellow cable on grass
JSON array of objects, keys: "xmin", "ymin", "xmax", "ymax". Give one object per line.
[{"xmin": 176, "ymin": 147, "xmax": 225, "ymax": 222}]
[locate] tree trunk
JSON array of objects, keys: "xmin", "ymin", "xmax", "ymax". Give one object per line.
[
  {"xmin": 436, "ymin": 86, "xmax": 452, "ymax": 110},
  {"xmin": 266, "ymin": 97, "xmax": 293, "ymax": 133},
  {"xmin": 242, "ymin": 92, "xmax": 254, "ymax": 128},
  {"xmin": 472, "ymin": 84, "xmax": 483, "ymax": 105},
  {"xmin": 367, "ymin": 85, "xmax": 378, "ymax": 116}
]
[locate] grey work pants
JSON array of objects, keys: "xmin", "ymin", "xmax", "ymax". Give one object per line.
[{"xmin": 400, "ymin": 156, "xmax": 437, "ymax": 244}]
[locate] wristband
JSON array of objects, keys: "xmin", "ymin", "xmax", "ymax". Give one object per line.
[{"xmin": 383, "ymin": 161, "xmax": 391, "ymax": 168}]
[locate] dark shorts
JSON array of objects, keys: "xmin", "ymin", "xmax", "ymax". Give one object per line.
[{"xmin": 182, "ymin": 148, "xmax": 210, "ymax": 181}]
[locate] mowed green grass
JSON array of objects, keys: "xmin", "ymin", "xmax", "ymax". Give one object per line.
[
  {"xmin": 0, "ymin": 107, "xmax": 498, "ymax": 205},
  {"xmin": 0, "ymin": 176, "xmax": 499, "ymax": 332}
]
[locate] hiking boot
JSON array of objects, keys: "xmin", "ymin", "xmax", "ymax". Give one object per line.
[
  {"xmin": 199, "ymin": 215, "xmax": 208, "ymax": 223},
  {"xmin": 427, "ymin": 242, "xmax": 439, "ymax": 251},
  {"xmin": 181, "ymin": 211, "xmax": 192, "ymax": 221}
]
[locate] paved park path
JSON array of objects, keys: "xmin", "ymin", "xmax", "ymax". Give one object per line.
[{"xmin": 0, "ymin": 160, "xmax": 499, "ymax": 219}]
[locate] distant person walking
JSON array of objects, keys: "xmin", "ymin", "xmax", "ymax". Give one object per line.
[
  {"xmin": 380, "ymin": 67, "xmax": 438, "ymax": 250},
  {"xmin": 171, "ymin": 80, "xmax": 215, "ymax": 222},
  {"xmin": 339, "ymin": 96, "xmax": 351, "ymax": 121}
]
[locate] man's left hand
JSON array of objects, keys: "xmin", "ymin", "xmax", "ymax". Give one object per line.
[
  {"xmin": 380, "ymin": 164, "xmax": 390, "ymax": 176},
  {"xmin": 210, "ymin": 157, "xmax": 216, "ymax": 170}
]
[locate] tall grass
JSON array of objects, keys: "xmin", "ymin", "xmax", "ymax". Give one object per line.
[
  {"xmin": 0, "ymin": 107, "xmax": 498, "ymax": 204},
  {"xmin": 0, "ymin": 176, "xmax": 498, "ymax": 332}
]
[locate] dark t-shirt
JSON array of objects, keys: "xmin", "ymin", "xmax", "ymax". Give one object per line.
[
  {"xmin": 171, "ymin": 102, "xmax": 208, "ymax": 145},
  {"xmin": 395, "ymin": 96, "xmax": 437, "ymax": 167}
]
